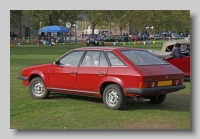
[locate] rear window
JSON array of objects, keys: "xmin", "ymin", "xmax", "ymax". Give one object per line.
[{"xmin": 121, "ymin": 50, "xmax": 168, "ymax": 66}]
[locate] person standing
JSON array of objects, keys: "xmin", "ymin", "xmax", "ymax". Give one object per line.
[
  {"xmin": 123, "ymin": 32, "xmax": 126, "ymax": 42},
  {"xmin": 82, "ymin": 31, "xmax": 84, "ymax": 39},
  {"xmin": 19, "ymin": 31, "xmax": 22, "ymax": 39},
  {"xmin": 125, "ymin": 33, "xmax": 129, "ymax": 42}
]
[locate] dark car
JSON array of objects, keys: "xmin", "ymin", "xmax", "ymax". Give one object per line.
[
  {"xmin": 153, "ymin": 34, "xmax": 160, "ymax": 40},
  {"xmin": 86, "ymin": 34, "xmax": 105, "ymax": 46},
  {"xmin": 18, "ymin": 47, "xmax": 185, "ymax": 110},
  {"xmin": 115, "ymin": 35, "xmax": 132, "ymax": 42},
  {"xmin": 104, "ymin": 35, "xmax": 123, "ymax": 42}
]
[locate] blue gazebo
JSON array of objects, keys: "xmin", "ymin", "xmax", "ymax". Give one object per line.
[
  {"xmin": 39, "ymin": 25, "xmax": 70, "ymax": 44},
  {"xmin": 39, "ymin": 25, "xmax": 70, "ymax": 33}
]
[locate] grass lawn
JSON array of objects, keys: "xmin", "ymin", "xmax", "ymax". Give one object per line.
[{"xmin": 10, "ymin": 41, "xmax": 190, "ymax": 130}]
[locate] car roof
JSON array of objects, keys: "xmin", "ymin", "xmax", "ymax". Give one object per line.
[
  {"xmin": 161, "ymin": 40, "xmax": 190, "ymax": 51},
  {"xmin": 73, "ymin": 46, "xmax": 142, "ymax": 51}
]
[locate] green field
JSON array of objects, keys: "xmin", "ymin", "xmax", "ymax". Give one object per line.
[{"xmin": 10, "ymin": 42, "xmax": 190, "ymax": 130}]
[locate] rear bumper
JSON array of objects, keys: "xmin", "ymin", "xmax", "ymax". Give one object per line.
[
  {"xmin": 125, "ymin": 85, "xmax": 185, "ymax": 95},
  {"xmin": 18, "ymin": 76, "xmax": 28, "ymax": 81}
]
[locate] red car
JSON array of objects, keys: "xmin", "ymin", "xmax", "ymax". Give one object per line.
[
  {"xmin": 129, "ymin": 35, "xmax": 137, "ymax": 41},
  {"xmin": 147, "ymin": 40, "xmax": 190, "ymax": 78},
  {"xmin": 18, "ymin": 47, "xmax": 185, "ymax": 110},
  {"xmin": 162, "ymin": 40, "xmax": 190, "ymax": 77},
  {"xmin": 165, "ymin": 57, "xmax": 190, "ymax": 77}
]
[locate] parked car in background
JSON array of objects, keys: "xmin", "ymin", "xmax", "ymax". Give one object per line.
[
  {"xmin": 104, "ymin": 35, "xmax": 123, "ymax": 42},
  {"xmin": 115, "ymin": 35, "xmax": 132, "ymax": 42},
  {"xmin": 171, "ymin": 33, "xmax": 180, "ymax": 40},
  {"xmin": 18, "ymin": 47, "xmax": 186, "ymax": 110},
  {"xmin": 129, "ymin": 34, "xmax": 137, "ymax": 41},
  {"xmin": 153, "ymin": 34, "xmax": 161, "ymax": 40},
  {"xmin": 185, "ymin": 35, "xmax": 190, "ymax": 40},
  {"xmin": 147, "ymin": 39, "xmax": 190, "ymax": 77},
  {"xmin": 86, "ymin": 34, "xmax": 105, "ymax": 46},
  {"xmin": 161, "ymin": 32, "xmax": 169, "ymax": 40},
  {"xmin": 104, "ymin": 35, "xmax": 132, "ymax": 42}
]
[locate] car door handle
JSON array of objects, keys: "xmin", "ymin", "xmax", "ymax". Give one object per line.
[
  {"xmin": 70, "ymin": 72, "xmax": 76, "ymax": 75},
  {"xmin": 99, "ymin": 72, "xmax": 104, "ymax": 76}
]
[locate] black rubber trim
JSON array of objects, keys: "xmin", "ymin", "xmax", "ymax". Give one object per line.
[
  {"xmin": 18, "ymin": 76, "xmax": 28, "ymax": 81},
  {"xmin": 125, "ymin": 85, "xmax": 186, "ymax": 95}
]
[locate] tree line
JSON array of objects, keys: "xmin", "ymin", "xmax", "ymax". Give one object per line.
[{"xmin": 10, "ymin": 10, "xmax": 190, "ymax": 35}]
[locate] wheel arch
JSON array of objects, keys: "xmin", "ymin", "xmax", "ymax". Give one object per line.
[
  {"xmin": 99, "ymin": 79, "xmax": 124, "ymax": 97},
  {"xmin": 29, "ymin": 70, "xmax": 47, "ymax": 87},
  {"xmin": 29, "ymin": 74, "xmax": 41, "ymax": 83}
]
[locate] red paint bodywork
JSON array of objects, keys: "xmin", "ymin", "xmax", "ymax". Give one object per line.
[
  {"xmin": 19, "ymin": 47, "xmax": 185, "ymax": 98},
  {"xmin": 165, "ymin": 56, "xmax": 190, "ymax": 77},
  {"xmin": 130, "ymin": 35, "xmax": 137, "ymax": 41}
]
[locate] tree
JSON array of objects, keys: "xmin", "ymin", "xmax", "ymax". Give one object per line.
[
  {"xmin": 83, "ymin": 10, "xmax": 105, "ymax": 34},
  {"xmin": 109, "ymin": 10, "xmax": 130, "ymax": 35},
  {"xmin": 23, "ymin": 10, "xmax": 82, "ymax": 29},
  {"xmin": 10, "ymin": 10, "xmax": 24, "ymax": 31},
  {"xmin": 126, "ymin": 10, "xmax": 148, "ymax": 33}
]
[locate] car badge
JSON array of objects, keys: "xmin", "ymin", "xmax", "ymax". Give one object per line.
[{"xmin": 166, "ymin": 76, "xmax": 168, "ymax": 79}]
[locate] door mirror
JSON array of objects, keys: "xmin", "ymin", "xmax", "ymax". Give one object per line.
[
  {"xmin": 55, "ymin": 60, "xmax": 60, "ymax": 65},
  {"xmin": 52, "ymin": 60, "xmax": 60, "ymax": 66}
]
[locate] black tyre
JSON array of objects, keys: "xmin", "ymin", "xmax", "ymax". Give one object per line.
[
  {"xmin": 29, "ymin": 77, "xmax": 50, "ymax": 99},
  {"xmin": 103, "ymin": 84, "xmax": 126, "ymax": 110},
  {"xmin": 147, "ymin": 94, "xmax": 166, "ymax": 104}
]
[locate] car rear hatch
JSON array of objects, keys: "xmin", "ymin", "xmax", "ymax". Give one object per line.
[{"xmin": 136, "ymin": 64, "xmax": 184, "ymax": 82}]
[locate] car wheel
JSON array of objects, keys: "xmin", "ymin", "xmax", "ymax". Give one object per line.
[
  {"xmin": 103, "ymin": 84, "xmax": 126, "ymax": 110},
  {"xmin": 147, "ymin": 94, "xmax": 166, "ymax": 104},
  {"xmin": 29, "ymin": 77, "xmax": 50, "ymax": 99}
]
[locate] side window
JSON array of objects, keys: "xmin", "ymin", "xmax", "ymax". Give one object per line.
[
  {"xmin": 106, "ymin": 51, "xmax": 125, "ymax": 66},
  {"xmin": 99, "ymin": 52, "xmax": 108, "ymax": 66},
  {"xmin": 81, "ymin": 51, "xmax": 101, "ymax": 66},
  {"xmin": 59, "ymin": 51, "xmax": 84, "ymax": 66}
]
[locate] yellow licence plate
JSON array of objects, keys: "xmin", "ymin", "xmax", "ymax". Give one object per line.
[{"xmin": 158, "ymin": 80, "xmax": 172, "ymax": 86}]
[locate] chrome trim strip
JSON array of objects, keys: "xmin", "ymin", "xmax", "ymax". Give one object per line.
[{"xmin": 47, "ymin": 87, "xmax": 100, "ymax": 94}]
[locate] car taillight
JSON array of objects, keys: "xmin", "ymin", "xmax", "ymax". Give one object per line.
[
  {"xmin": 172, "ymin": 79, "xmax": 184, "ymax": 85},
  {"xmin": 139, "ymin": 81, "xmax": 158, "ymax": 88}
]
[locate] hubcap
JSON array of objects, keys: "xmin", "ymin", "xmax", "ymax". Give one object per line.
[
  {"xmin": 32, "ymin": 82, "xmax": 45, "ymax": 96},
  {"xmin": 106, "ymin": 89, "xmax": 118, "ymax": 107}
]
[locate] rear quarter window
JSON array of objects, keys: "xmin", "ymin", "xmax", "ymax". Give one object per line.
[{"xmin": 106, "ymin": 51, "xmax": 125, "ymax": 66}]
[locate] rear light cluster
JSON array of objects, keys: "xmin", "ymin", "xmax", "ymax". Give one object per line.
[
  {"xmin": 172, "ymin": 79, "xmax": 184, "ymax": 86},
  {"xmin": 139, "ymin": 79, "xmax": 184, "ymax": 88},
  {"xmin": 139, "ymin": 82, "xmax": 158, "ymax": 88}
]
